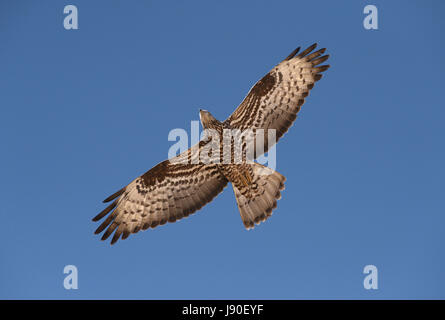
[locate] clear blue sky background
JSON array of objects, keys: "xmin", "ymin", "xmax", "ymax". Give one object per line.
[{"xmin": 0, "ymin": 0, "xmax": 444, "ymax": 299}]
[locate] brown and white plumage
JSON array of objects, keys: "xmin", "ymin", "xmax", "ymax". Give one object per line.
[
  {"xmin": 229, "ymin": 163, "xmax": 286, "ymax": 229},
  {"xmin": 93, "ymin": 141, "xmax": 228, "ymax": 245},
  {"xmin": 93, "ymin": 43, "xmax": 330, "ymax": 244},
  {"xmin": 225, "ymin": 43, "xmax": 329, "ymax": 156}
]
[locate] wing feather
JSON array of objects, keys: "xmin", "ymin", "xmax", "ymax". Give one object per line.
[
  {"xmin": 94, "ymin": 141, "xmax": 228, "ymax": 244},
  {"xmin": 94, "ymin": 43, "xmax": 330, "ymax": 244},
  {"xmin": 224, "ymin": 43, "xmax": 330, "ymax": 157}
]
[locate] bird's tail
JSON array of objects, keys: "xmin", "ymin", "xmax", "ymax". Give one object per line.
[{"xmin": 232, "ymin": 163, "xmax": 285, "ymax": 229}]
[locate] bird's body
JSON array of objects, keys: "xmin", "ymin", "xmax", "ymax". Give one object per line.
[{"xmin": 93, "ymin": 43, "xmax": 330, "ymax": 244}]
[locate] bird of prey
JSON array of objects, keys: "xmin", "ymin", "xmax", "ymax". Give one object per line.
[{"xmin": 93, "ymin": 43, "xmax": 330, "ymax": 244}]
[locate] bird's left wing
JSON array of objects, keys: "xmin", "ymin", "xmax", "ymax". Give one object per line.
[
  {"xmin": 224, "ymin": 43, "xmax": 330, "ymax": 155},
  {"xmin": 93, "ymin": 141, "xmax": 228, "ymax": 245}
]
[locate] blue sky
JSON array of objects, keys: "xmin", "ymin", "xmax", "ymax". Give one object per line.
[{"xmin": 0, "ymin": 0, "xmax": 444, "ymax": 299}]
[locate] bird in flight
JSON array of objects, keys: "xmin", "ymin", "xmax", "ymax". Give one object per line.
[{"xmin": 93, "ymin": 43, "xmax": 330, "ymax": 244}]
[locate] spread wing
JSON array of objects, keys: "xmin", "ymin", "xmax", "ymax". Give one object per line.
[
  {"xmin": 93, "ymin": 141, "xmax": 228, "ymax": 245},
  {"xmin": 224, "ymin": 43, "xmax": 330, "ymax": 156}
]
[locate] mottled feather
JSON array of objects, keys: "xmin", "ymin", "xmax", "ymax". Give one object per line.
[
  {"xmin": 94, "ymin": 43, "xmax": 330, "ymax": 244},
  {"xmin": 224, "ymin": 43, "xmax": 330, "ymax": 157},
  {"xmin": 93, "ymin": 140, "xmax": 228, "ymax": 244}
]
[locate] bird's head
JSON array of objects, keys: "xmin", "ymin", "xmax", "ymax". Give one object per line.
[{"xmin": 199, "ymin": 109, "xmax": 219, "ymax": 130}]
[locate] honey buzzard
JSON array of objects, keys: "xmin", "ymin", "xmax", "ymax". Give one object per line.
[{"xmin": 93, "ymin": 43, "xmax": 330, "ymax": 244}]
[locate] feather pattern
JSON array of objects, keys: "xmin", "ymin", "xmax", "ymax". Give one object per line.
[
  {"xmin": 93, "ymin": 140, "xmax": 228, "ymax": 244},
  {"xmin": 224, "ymin": 43, "xmax": 330, "ymax": 157},
  {"xmin": 94, "ymin": 43, "xmax": 330, "ymax": 244}
]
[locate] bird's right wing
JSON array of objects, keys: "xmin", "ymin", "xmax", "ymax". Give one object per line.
[{"xmin": 93, "ymin": 141, "xmax": 228, "ymax": 245}]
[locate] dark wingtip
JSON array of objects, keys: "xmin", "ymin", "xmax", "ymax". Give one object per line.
[
  {"xmin": 309, "ymin": 43, "xmax": 318, "ymax": 50},
  {"xmin": 284, "ymin": 46, "xmax": 301, "ymax": 61},
  {"xmin": 316, "ymin": 65, "xmax": 330, "ymax": 72},
  {"xmin": 297, "ymin": 43, "xmax": 318, "ymax": 58},
  {"xmin": 92, "ymin": 200, "xmax": 118, "ymax": 222},
  {"xmin": 103, "ymin": 188, "xmax": 125, "ymax": 203},
  {"xmin": 311, "ymin": 54, "xmax": 330, "ymax": 66},
  {"xmin": 101, "ymin": 233, "xmax": 110, "ymax": 241}
]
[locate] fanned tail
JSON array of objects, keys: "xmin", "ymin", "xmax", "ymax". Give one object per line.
[{"xmin": 232, "ymin": 163, "xmax": 285, "ymax": 229}]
